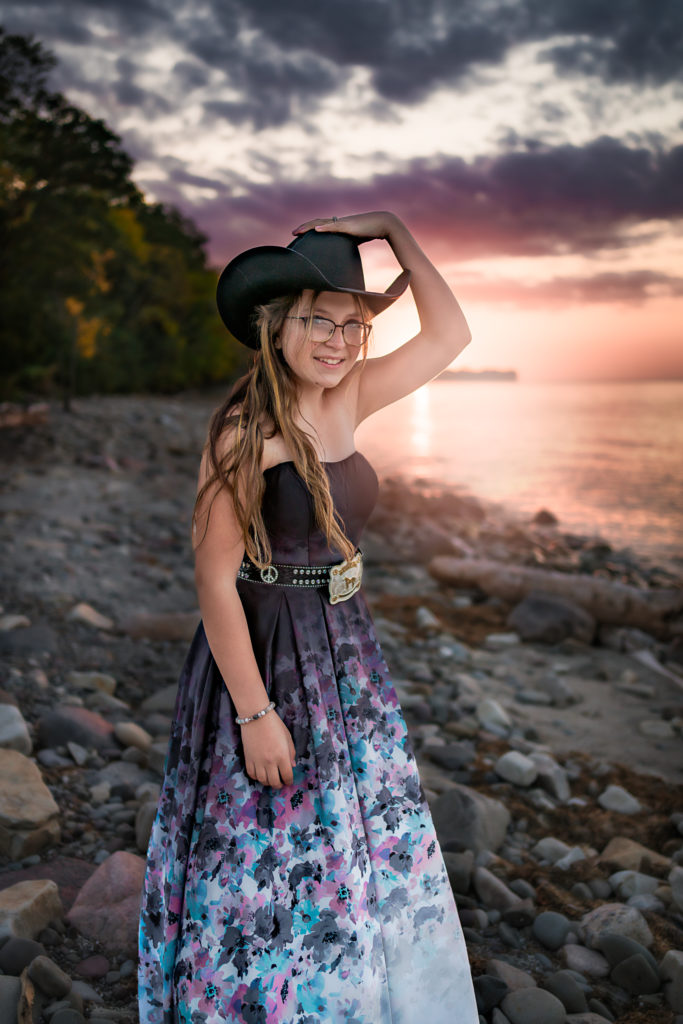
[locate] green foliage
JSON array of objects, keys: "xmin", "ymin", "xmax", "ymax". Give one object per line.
[{"xmin": 0, "ymin": 27, "xmax": 246, "ymax": 401}]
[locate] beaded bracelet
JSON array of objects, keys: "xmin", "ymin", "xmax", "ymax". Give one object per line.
[{"xmin": 235, "ymin": 700, "xmax": 276, "ymax": 725}]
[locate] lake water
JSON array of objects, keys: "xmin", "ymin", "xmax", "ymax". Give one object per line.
[{"xmin": 355, "ymin": 379, "xmax": 683, "ymax": 567}]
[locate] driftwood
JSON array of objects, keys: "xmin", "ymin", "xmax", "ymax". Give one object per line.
[
  {"xmin": 0, "ymin": 402, "xmax": 49, "ymax": 428},
  {"xmin": 429, "ymin": 555, "xmax": 683, "ymax": 635}
]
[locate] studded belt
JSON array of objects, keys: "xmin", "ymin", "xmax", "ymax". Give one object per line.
[{"xmin": 237, "ymin": 549, "xmax": 363, "ymax": 605}]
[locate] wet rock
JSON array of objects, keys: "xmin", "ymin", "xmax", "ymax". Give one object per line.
[
  {"xmin": 595, "ymin": 933, "xmax": 658, "ymax": 971},
  {"xmin": 581, "ymin": 903, "xmax": 653, "ymax": 949},
  {"xmin": 36, "ymin": 706, "xmax": 114, "ymax": 751},
  {"xmin": 541, "ymin": 970, "xmax": 589, "ymax": 1013},
  {"xmin": 474, "ymin": 974, "xmax": 509, "ymax": 1013},
  {"xmin": 528, "ymin": 752, "xmax": 570, "ymax": 801},
  {"xmin": 494, "ymin": 751, "xmax": 538, "ymax": 787},
  {"xmin": 597, "ymin": 785, "xmax": 642, "ymax": 814},
  {"xmin": 0, "ymin": 976, "xmax": 22, "ymax": 1024},
  {"xmin": 532, "ymin": 836, "xmax": 572, "ymax": 864},
  {"xmin": 66, "ymin": 671, "xmax": 117, "ymax": 695},
  {"xmin": 486, "ymin": 959, "xmax": 536, "ymax": 991},
  {"xmin": 610, "ymin": 952, "xmax": 660, "ymax": 994},
  {"xmin": 0, "ymin": 748, "xmax": 60, "ymax": 857},
  {"xmin": 506, "ymin": 590, "xmax": 595, "ymax": 645},
  {"xmin": 443, "ymin": 849, "xmax": 474, "ymax": 893},
  {"xmin": 135, "ymin": 800, "xmax": 157, "ymax": 853},
  {"xmin": 113, "ymin": 721, "xmax": 153, "ymax": 752},
  {"xmin": 139, "ymin": 683, "xmax": 179, "ymax": 715},
  {"xmin": 27, "ymin": 954, "xmax": 73, "ymax": 997},
  {"xmin": 660, "ymin": 950, "xmax": 683, "ymax": 1012},
  {"xmin": 0, "ymin": 879, "xmax": 63, "ymax": 941},
  {"xmin": 119, "ymin": 610, "xmax": 199, "ymax": 641},
  {"xmin": 608, "ymin": 870, "xmax": 659, "ymax": 900},
  {"xmin": 670, "ymin": 864, "xmax": 683, "ymax": 912},
  {"xmin": 67, "ymin": 602, "xmax": 115, "ymax": 630},
  {"xmin": 473, "ymin": 866, "xmax": 523, "ymax": 911},
  {"xmin": 66, "ymin": 850, "xmax": 146, "ymax": 957},
  {"xmin": 0, "ymin": 704, "xmax": 32, "ymax": 755},
  {"xmin": 0, "ymin": 623, "xmax": 57, "ymax": 655},
  {"xmin": 532, "ymin": 910, "xmax": 572, "ymax": 950},
  {"xmin": 432, "ymin": 783, "xmax": 511, "ymax": 853},
  {"xmin": 475, "ymin": 698, "xmax": 512, "ymax": 735},
  {"xmin": 51, "ymin": 1007, "xmax": 87, "ymax": 1023},
  {"xmin": 501, "ymin": 986, "xmax": 566, "ymax": 1024},
  {"xmin": 74, "ymin": 954, "xmax": 110, "ymax": 979},
  {"xmin": 599, "ymin": 835, "xmax": 671, "ymax": 873},
  {"xmin": 0, "ymin": 935, "xmax": 46, "ymax": 973}
]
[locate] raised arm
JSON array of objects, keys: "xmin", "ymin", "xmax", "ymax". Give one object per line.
[
  {"xmin": 293, "ymin": 211, "xmax": 472, "ymax": 423},
  {"xmin": 192, "ymin": 441, "xmax": 296, "ymax": 788}
]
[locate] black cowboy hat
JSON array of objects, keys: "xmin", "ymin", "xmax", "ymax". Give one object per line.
[{"xmin": 216, "ymin": 228, "xmax": 411, "ymax": 349}]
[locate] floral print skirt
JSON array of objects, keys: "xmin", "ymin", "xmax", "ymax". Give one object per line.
[{"xmin": 137, "ymin": 584, "xmax": 478, "ymax": 1023}]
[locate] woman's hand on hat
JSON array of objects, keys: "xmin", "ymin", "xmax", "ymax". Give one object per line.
[{"xmin": 292, "ymin": 211, "xmax": 400, "ymax": 241}]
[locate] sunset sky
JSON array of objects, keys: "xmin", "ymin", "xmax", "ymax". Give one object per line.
[{"xmin": 4, "ymin": 0, "xmax": 683, "ymax": 381}]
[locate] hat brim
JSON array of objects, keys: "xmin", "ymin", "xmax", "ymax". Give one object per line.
[{"xmin": 216, "ymin": 244, "xmax": 411, "ymax": 349}]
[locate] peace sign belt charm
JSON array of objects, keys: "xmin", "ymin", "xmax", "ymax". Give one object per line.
[{"xmin": 260, "ymin": 565, "xmax": 279, "ymax": 583}]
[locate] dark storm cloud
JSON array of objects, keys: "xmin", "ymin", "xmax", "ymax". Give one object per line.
[
  {"xmin": 464, "ymin": 270, "xmax": 683, "ymax": 306},
  {"xmin": 3, "ymin": 0, "xmax": 682, "ymax": 129},
  {"xmin": 187, "ymin": 136, "xmax": 683, "ymax": 267}
]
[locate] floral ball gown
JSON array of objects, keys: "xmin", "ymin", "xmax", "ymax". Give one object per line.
[{"xmin": 137, "ymin": 450, "xmax": 478, "ymax": 1023}]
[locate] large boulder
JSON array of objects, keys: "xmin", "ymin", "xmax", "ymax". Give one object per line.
[
  {"xmin": 66, "ymin": 850, "xmax": 146, "ymax": 957},
  {"xmin": 0, "ymin": 749, "xmax": 60, "ymax": 857},
  {"xmin": 0, "ymin": 880, "xmax": 63, "ymax": 942}
]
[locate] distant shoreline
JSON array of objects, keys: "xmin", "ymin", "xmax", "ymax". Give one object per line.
[{"xmin": 436, "ymin": 368, "xmax": 518, "ymax": 382}]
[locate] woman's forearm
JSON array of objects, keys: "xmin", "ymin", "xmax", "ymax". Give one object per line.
[{"xmin": 196, "ymin": 576, "xmax": 270, "ymax": 718}]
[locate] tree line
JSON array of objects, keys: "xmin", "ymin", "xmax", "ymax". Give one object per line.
[{"xmin": 0, "ymin": 28, "xmax": 247, "ymax": 404}]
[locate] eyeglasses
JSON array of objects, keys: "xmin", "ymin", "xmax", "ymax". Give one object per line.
[{"xmin": 285, "ymin": 314, "xmax": 372, "ymax": 348}]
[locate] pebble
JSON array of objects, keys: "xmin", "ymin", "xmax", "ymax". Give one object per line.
[
  {"xmin": 473, "ymin": 866, "xmax": 523, "ymax": 911},
  {"xmin": 610, "ymin": 952, "xmax": 661, "ymax": 994},
  {"xmin": 597, "ymin": 785, "xmax": 642, "ymax": 814},
  {"xmin": 542, "ymin": 970, "xmax": 589, "ymax": 1013},
  {"xmin": 67, "ymin": 602, "xmax": 115, "ymax": 630},
  {"xmin": 27, "ymin": 954, "xmax": 73, "ymax": 997},
  {"xmin": 494, "ymin": 751, "xmax": 538, "ymax": 787},
  {"xmin": 476, "ymin": 698, "xmax": 512, "ymax": 735},
  {"xmin": 531, "ymin": 836, "xmax": 572, "ymax": 863},
  {"xmin": 0, "ymin": 704, "xmax": 33, "ymax": 755},
  {"xmin": 660, "ymin": 950, "xmax": 683, "ymax": 1012},
  {"xmin": 532, "ymin": 910, "xmax": 571, "ymax": 950},
  {"xmin": 501, "ymin": 987, "xmax": 566, "ymax": 1024}
]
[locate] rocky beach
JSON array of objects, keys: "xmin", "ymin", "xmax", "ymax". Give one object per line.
[{"xmin": 1, "ymin": 391, "xmax": 682, "ymax": 1024}]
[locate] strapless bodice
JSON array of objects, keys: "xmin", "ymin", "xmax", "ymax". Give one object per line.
[{"xmin": 259, "ymin": 451, "xmax": 379, "ymax": 564}]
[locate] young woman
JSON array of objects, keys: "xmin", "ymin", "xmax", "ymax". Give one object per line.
[{"xmin": 138, "ymin": 211, "xmax": 479, "ymax": 1023}]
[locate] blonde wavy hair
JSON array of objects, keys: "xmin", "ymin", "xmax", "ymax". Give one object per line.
[{"xmin": 192, "ymin": 290, "xmax": 370, "ymax": 568}]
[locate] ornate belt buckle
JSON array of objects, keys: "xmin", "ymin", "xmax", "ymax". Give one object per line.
[{"xmin": 328, "ymin": 550, "xmax": 363, "ymax": 605}]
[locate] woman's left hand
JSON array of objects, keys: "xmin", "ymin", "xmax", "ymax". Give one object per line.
[{"xmin": 292, "ymin": 211, "xmax": 400, "ymax": 241}]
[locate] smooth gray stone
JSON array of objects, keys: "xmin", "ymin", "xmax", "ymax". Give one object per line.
[
  {"xmin": 0, "ymin": 935, "xmax": 46, "ymax": 974},
  {"xmin": 611, "ymin": 953, "xmax": 661, "ymax": 995},
  {"xmin": 588, "ymin": 998, "xmax": 616, "ymax": 1021},
  {"xmin": 0, "ymin": 976, "xmax": 22, "ymax": 1024},
  {"xmin": 532, "ymin": 910, "xmax": 571, "ymax": 950},
  {"xmin": 509, "ymin": 878, "xmax": 536, "ymax": 900},
  {"xmin": 542, "ymin": 970, "xmax": 589, "ymax": 1013},
  {"xmin": 502, "ymin": 987, "xmax": 566, "ymax": 1024},
  {"xmin": 595, "ymin": 932, "xmax": 658, "ymax": 971},
  {"xmin": 51, "ymin": 1010, "xmax": 86, "ymax": 1024},
  {"xmin": 474, "ymin": 974, "xmax": 509, "ymax": 1013},
  {"xmin": 27, "ymin": 954, "xmax": 72, "ymax": 998}
]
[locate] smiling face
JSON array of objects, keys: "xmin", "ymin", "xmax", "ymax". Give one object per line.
[{"xmin": 275, "ymin": 289, "xmax": 369, "ymax": 390}]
